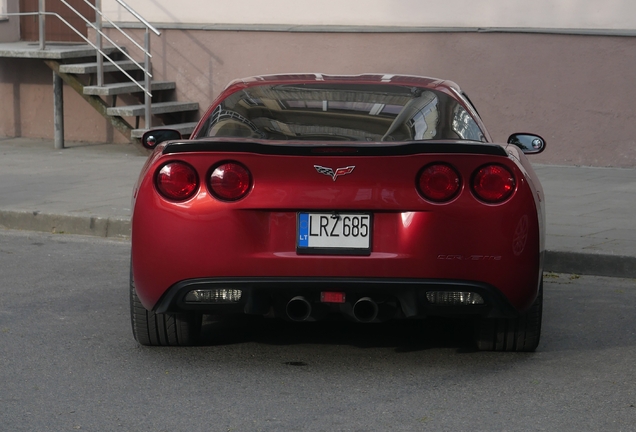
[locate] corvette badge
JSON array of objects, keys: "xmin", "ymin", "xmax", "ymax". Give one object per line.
[{"xmin": 314, "ymin": 165, "xmax": 355, "ymax": 181}]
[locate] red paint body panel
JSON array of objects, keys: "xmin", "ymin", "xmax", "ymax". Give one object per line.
[
  {"xmin": 132, "ymin": 151, "xmax": 541, "ymax": 311},
  {"xmin": 131, "ymin": 74, "xmax": 545, "ymax": 322}
]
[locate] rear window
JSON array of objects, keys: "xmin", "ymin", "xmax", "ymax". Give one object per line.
[{"xmin": 195, "ymin": 83, "xmax": 486, "ymax": 142}]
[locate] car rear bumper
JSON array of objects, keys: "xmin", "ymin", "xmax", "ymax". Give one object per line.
[{"xmin": 153, "ymin": 277, "xmax": 521, "ymax": 321}]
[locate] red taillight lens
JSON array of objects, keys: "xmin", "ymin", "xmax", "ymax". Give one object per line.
[
  {"xmin": 208, "ymin": 161, "xmax": 252, "ymax": 201},
  {"xmin": 472, "ymin": 164, "xmax": 516, "ymax": 203},
  {"xmin": 155, "ymin": 162, "xmax": 199, "ymax": 201},
  {"xmin": 417, "ymin": 163, "xmax": 461, "ymax": 202}
]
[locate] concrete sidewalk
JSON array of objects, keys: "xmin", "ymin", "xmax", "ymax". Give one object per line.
[{"xmin": 1, "ymin": 137, "xmax": 635, "ymax": 278}]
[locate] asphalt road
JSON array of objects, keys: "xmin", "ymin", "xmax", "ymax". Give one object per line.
[{"xmin": 1, "ymin": 229, "xmax": 635, "ymax": 431}]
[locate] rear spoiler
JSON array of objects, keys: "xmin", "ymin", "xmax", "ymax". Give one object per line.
[{"xmin": 162, "ymin": 140, "xmax": 508, "ymax": 157}]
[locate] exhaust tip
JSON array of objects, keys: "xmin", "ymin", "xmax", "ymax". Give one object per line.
[
  {"xmin": 286, "ymin": 296, "xmax": 312, "ymax": 321},
  {"xmin": 353, "ymin": 297, "xmax": 379, "ymax": 323}
]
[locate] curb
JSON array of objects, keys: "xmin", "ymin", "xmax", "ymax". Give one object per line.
[
  {"xmin": 1, "ymin": 210, "xmax": 634, "ymax": 279},
  {"xmin": 544, "ymin": 250, "xmax": 636, "ymax": 279},
  {"xmin": 0, "ymin": 210, "xmax": 130, "ymax": 239}
]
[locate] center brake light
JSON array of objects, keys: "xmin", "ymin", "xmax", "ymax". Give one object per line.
[
  {"xmin": 321, "ymin": 292, "xmax": 346, "ymax": 303},
  {"xmin": 208, "ymin": 161, "xmax": 252, "ymax": 201}
]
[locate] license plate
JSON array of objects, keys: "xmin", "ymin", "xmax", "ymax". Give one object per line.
[{"xmin": 297, "ymin": 212, "xmax": 372, "ymax": 255}]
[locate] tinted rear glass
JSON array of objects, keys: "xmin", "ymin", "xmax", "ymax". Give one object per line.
[{"xmin": 196, "ymin": 83, "xmax": 485, "ymax": 142}]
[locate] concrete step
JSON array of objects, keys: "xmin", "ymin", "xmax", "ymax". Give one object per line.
[
  {"xmin": 0, "ymin": 43, "xmax": 124, "ymax": 60},
  {"xmin": 59, "ymin": 59, "xmax": 142, "ymax": 74},
  {"xmin": 131, "ymin": 122, "xmax": 199, "ymax": 139},
  {"xmin": 106, "ymin": 101, "xmax": 199, "ymax": 117},
  {"xmin": 83, "ymin": 81, "xmax": 176, "ymax": 96}
]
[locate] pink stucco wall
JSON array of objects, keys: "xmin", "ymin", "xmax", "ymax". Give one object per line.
[
  {"xmin": 0, "ymin": 58, "xmax": 129, "ymax": 143},
  {"xmin": 2, "ymin": 30, "xmax": 635, "ymax": 166}
]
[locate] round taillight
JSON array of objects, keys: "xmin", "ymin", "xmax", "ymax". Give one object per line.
[
  {"xmin": 208, "ymin": 161, "xmax": 252, "ymax": 201},
  {"xmin": 155, "ymin": 161, "xmax": 199, "ymax": 201},
  {"xmin": 417, "ymin": 163, "xmax": 461, "ymax": 202},
  {"xmin": 472, "ymin": 164, "xmax": 516, "ymax": 203}
]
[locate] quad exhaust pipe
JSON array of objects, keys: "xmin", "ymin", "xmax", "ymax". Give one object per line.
[
  {"xmin": 286, "ymin": 296, "xmax": 312, "ymax": 321},
  {"xmin": 352, "ymin": 297, "xmax": 379, "ymax": 323}
]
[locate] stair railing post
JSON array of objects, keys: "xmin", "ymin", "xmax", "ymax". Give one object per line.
[
  {"xmin": 38, "ymin": 0, "xmax": 45, "ymax": 50},
  {"xmin": 95, "ymin": 0, "xmax": 103, "ymax": 87},
  {"xmin": 144, "ymin": 27, "xmax": 151, "ymax": 129}
]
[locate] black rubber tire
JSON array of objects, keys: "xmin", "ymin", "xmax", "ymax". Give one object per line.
[
  {"xmin": 474, "ymin": 279, "xmax": 543, "ymax": 352},
  {"xmin": 130, "ymin": 265, "xmax": 202, "ymax": 346}
]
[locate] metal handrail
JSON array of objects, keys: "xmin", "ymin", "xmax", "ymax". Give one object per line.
[
  {"xmin": 78, "ymin": 0, "xmax": 159, "ymax": 129},
  {"xmin": 5, "ymin": 10, "xmax": 145, "ymax": 85},
  {"xmin": 115, "ymin": 0, "xmax": 160, "ymax": 36},
  {"xmin": 4, "ymin": 0, "xmax": 160, "ymax": 129},
  {"xmin": 80, "ymin": 0, "xmax": 157, "ymax": 62},
  {"xmin": 63, "ymin": 2, "xmax": 153, "ymax": 89}
]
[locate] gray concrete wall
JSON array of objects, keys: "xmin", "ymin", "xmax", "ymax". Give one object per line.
[{"xmin": 2, "ymin": 29, "xmax": 636, "ymax": 167}]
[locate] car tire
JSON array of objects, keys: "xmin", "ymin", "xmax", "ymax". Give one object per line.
[
  {"xmin": 130, "ymin": 265, "xmax": 202, "ymax": 346},
  {"xmin": 474, "ymin": 279, "xmax": 543, "ymax": 352}
]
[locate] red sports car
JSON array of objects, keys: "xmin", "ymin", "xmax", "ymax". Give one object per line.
[{"xmin": 130, "ymin": 74, "xmax": 546, "ymax": 351}]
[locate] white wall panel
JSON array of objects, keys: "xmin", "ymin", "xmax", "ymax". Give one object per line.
[{"xmin": 102, "ymin": 0, "xmax": 636, "ymax": 30}]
